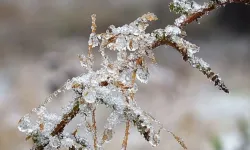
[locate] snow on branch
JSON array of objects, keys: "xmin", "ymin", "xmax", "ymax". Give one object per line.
[{"xmin": 18, "ymin": 0, "xmax": 249, "ymax": 149}]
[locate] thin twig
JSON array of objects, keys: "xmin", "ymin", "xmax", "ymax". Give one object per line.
[
  {"xmin": 51, "ymin": 98, "xmax": 80, "ymax": 136},
  {"xmin": 122, "ymin": 121, "xmax": 130, "ymax": 150},
  {"xmin": 121, "ymin": 68, "xmax": 137, "ymax": 149},
  {"xmin": 92, "ymin": 108, "xmax": 98, "ymax": 150},
  {"xmin": 121, "ymin": 94, "xmax": 131, "ymax": 150},
  {"xmin": 88, "ymin": 14, "xmax": 97, "ymax": 56},
  {"xmin": 168, "ymin": 131, "xmax": 188, "ymax": 150},
  {"xmin": 178, "ymin": 0, "xmax": 250, "ymax": 27}
]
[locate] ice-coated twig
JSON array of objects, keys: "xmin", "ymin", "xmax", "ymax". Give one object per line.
[
  {"xmin": 91, "ymin": 108, "xmax": 98, "ymax": 150},
  {"xmin": 51, "ymin": 98, "xmax": 81, "ymax": 136},
  {"xmin": 18, "ymin": 0, "xmax": 250, "ymax": 149},
  {"xmin": 165, "ymin": 35, "xmax": 229, "ymax": 93},
  {"xmin": 171, "ymin": 0, "xmax": 250, "ymax": 28},
  {"xmin": 122, "ymin": 121, "xmax": 130, "ymax": 150},
  {"xmin": 168, "ymin": 131, "xmax": 188, "ymax": 150}
]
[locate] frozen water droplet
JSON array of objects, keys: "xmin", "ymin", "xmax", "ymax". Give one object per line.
[
  {"xmin": 117, "ymin": 51, "xmax": 127, "ymax": 61},
  {"xmin": 61, "ymin": 137, "xmax": 74, "ymax": 148},
  {"xmin": 33, "ymin": 106, "xmax": 46, "ymax": 116},
  {"xmin": 115, "ymin": 36, "xmax": 127, "ymax": 51},
  {"xmin": 18, "ymin": 115, "xmax": 34, "ymax": 134},
  {"xmin": 78, "ymin": 55, "xmax": 88, "ymax": 68},
  {"xmin": 128, "ymin": 83, "xmax": 138, "ymax": 93},
  {"xmin": 65, "ymin": 79, "xmax": 73, "ymax": 90},
  {"xmin": 127, "ymin": 40, "xmax": 139, "ymax": 51},
  {"xmin": 138, "ymin": 23, "xmax": 148, "ymax": 32},
  {"xmin": 107, "ymin": 64, "xmax": 116, "ymax": 74},
  {"xmin": 120, "ymin": 24, "xmax": 130, "ymax": 35},
  {"xmin": 118, "ymin": 70, "xmax": 134, "ymax": 86},
  {"xmin": 102, "ymin": 128, "xmax": 114, "ymax": 143},
  {"xmin": 149, "ymin": 133, "xmax": 160, "ymax": 147},
  {"xmin": 128, "ymin": 24, "xmax": 140, "ymax": 35},
  {"xmin": 49, "ymin": 136, "xmax": 61, "ymax": 148},
  {"xmin": 83, "ymin": 90, "xmax": 96, "ymax": 103},
  {"xmin": 88, "ymin": 33, "xmax": 99, "ymax": 47},
  {"xmin": 165, "ymin": 25, "xmax": 181, "ymax": 36},
  {"xmin": 174, "ymin": 15, "xmax": 186, "ymax": 27},
  {"xmin": 136, "ymin": 67, "xmax": 149, "ymax": 83}
]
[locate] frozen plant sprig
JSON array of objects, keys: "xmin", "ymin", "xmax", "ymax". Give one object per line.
[{"xmin": 18, "ymin": 0, "xmax": 250, "ymax": 149}]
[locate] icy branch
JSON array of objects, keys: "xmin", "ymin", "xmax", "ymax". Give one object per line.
[{"xmin": 18, "ymin": 0, "xmax": 250, "ymax": 149}]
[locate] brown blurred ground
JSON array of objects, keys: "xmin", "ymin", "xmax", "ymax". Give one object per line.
[{"xmin": 0, "ymin": 0, "xmax": 249, "ymax": 150}]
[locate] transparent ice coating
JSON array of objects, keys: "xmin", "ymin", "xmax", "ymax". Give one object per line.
[{"xmin": 18, "ymin": 1, "xmax": 230, "ymax": 148}]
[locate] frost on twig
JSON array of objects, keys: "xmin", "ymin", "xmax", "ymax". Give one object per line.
[{"xmin": 18, "ymin": 0, "xmax": 250, "ymax": 149}]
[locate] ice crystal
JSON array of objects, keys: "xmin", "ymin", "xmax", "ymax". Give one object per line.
[
  {"xmin": 175, "ymin": 15, "xmax": 187, "ymax": 26},
  {"xmin": 115, "ymin": 36, "xmax": 127, "ymax": 51},
  {"xmin": 165, "ymin": 25, "xmax": 182, "ymax": 36},
  {"xmin": 88, "ymin": 33, "xmax": 99, "ymax": 48},
  {"xmin": 83, "ymin": 89, "xmax": 97, "ymax": 103},
  {"xmin": 49, "ymin": 136, "xmax": 61, "ymax": 148},
  {"xmin": 127, "ymin": 39, "xmax": 139, "ymax": 51},
  {"xmin": 170, "ymin": 0, "xmax": 203, "ymax": 14},
  {"xmin": 101, "ymin": 111, "xmax": 124, "ymax": 144},
  {"xmin": 18, "ymin": 115, "xmax": 34, "ymax": 134},
  {"xmin": 60, "ymin": 137, "xmax": 74, "ymax": 148},
  {"xmin": 136, "ymin": 66, "xmax": 150, "ymax": 83}
]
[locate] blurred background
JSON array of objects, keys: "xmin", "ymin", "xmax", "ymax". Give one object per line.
[{"xmin": 0, "ymin": 0, "xmax": 249, "ymax": 150}]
